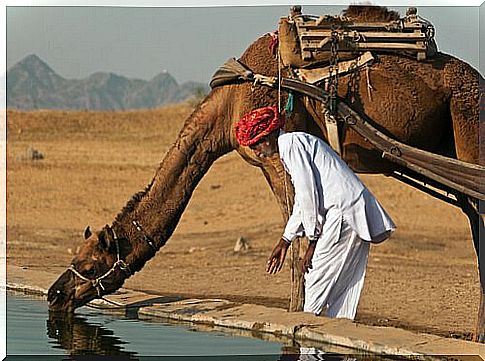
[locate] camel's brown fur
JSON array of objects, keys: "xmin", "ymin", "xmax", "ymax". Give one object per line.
[{"xmin": 48, "ymin": 5, "xmax": 482, "ymax": 338}]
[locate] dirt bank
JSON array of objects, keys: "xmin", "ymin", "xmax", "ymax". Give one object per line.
[{"xmin": 6, "ymin": 105, "xmax": 480, "ymax": 340}]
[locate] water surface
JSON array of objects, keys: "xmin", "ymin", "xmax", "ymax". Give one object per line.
[
  {"xmin": 7, "ymin": 292, "xmax": 404, "ymax": 361},
  {"xmin": 7, "ymin": 292, "xmax": 282, "ymax": 359}
]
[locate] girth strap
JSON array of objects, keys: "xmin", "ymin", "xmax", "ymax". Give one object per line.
[{"xmin": 324, "ymin": 112, "xmax": 342, "ymax": 155}]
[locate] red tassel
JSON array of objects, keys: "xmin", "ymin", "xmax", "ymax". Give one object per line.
[{"xmin": 268, "ymin": 30, "xmax": 279, "ymax": 56}]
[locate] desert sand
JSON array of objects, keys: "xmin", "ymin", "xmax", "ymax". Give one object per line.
[{"xmin": 6, "ymin": 104, "xmax": 480, "ymax": 340}]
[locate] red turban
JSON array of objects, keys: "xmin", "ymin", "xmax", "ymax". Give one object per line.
[{"xmin": 235, "ymin": 106, "xmax": 285, "ymax": 146}]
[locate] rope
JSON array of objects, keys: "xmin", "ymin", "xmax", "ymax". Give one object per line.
[
  {"xmin": 277, "ymin": 40, "xmax": 282, "ymax": 114},
  {"xmin": 284, "ymin": 172, "xmax": 291, "ymax": 218},
  {"xmin": 86, "ymin": 296, "xmax": 128, "ymax": 310},
  {"xmin": 366, "ymin": 64, "xmax": 374, "ymax": 101},
  {"xmin": 277, "ymin": 41, "xmax": 291, "ymax": 232},
  {"xmin": 68, "ymin": 227, "xmax": 132, "ymax": 297},
  {"xmin": 253, "ymin": 74, "xmax": 276, "ymax": 87}
]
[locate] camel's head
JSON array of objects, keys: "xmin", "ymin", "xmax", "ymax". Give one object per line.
[{"xmin": 48, "ymin": 225, "xmax": 128, "ymax": 312}]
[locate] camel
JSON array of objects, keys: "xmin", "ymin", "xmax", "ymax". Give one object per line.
[{"xmin": 47, "ymin": 6, "xmax": 484, "ymax": 342}]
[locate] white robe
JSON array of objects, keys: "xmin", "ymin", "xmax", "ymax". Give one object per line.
[{"xmin": 278, "ymin": 131, "xmax": 396, "ymax": 319}]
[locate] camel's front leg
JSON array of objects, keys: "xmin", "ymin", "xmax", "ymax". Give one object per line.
[{"xmin": 260, "ymin": 157, "xmax": 307, "ymax": 312}]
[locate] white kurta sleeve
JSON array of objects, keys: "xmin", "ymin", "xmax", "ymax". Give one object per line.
[
  {"xmin": 282, "ymin": 199, "xmax": 305, "ymax": 242},
  {"xmin": 281, "ymin": 138, "xmax": 322, "ymax": 241}
]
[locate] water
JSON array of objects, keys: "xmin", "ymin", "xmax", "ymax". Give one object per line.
[
  {"xmin": 6, "ymin": 292, "xmax": 402, "ymax": 361},
  {"xmin": 7, "ymin": 293, "xmax": 285, "ymax": 359}
]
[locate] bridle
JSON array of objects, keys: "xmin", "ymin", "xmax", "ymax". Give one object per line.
[
  {"xmin": 68, "ymin": 227, "xmax": 131, "ymax": 297},
  {"xmin": 67, "ymin": 220, "xmax": 160, "ymax": 298}
]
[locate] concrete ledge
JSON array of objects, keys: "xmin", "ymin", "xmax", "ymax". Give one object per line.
[
  {"xmin": 6, "ymin": 265, "xmax": 484, "ymax": 358},
  {"xmin": 189, "ymin": 303, "xmax": 334, "ymax": 337},
  {"xmin": 134, "ymin": 300, "xmax": 482, "ymax": 357},
  {"xmin": 297, "ymin": 324, "xmax": 437, "ymax": 356}
]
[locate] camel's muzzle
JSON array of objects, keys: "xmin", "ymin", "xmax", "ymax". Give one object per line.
[{"xmin": 47, "ymin": 271, "xmax": 77, "ymax": 312}]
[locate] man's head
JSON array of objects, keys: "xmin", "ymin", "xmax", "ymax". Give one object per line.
[
  {"xmin": 235, "ymin": 105, "xmax": 284, "ymax": 158},
  {"xmin": 248, "ymin": 131, "xmax": 279, "ymax": 158}
]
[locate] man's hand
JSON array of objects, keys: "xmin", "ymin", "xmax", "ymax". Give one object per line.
[
  {"xmin": 301, "ymin": 241, "xmax": 317, "ymax": 274},
  {"xmin": 266, "ymin": 238, "xmax": 290, "ymax": 274}
]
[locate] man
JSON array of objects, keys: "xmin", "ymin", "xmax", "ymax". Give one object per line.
[{"xmin": 235, "ymin": 105, "xmax": 395, "ymax": 319}]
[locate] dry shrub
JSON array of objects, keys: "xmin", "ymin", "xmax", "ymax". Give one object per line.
[{"xmin": 16, "ymin": 146, "xmax": 44, "ymax": 161}]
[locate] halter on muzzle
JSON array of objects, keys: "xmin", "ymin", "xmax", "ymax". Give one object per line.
[
  {"xmin": 67, "ymin": 220, "xmax": 160, "ymax": 298},
  {"xmin": 68, "ymin": 228, "xmax": 131, "ymax": 297}
]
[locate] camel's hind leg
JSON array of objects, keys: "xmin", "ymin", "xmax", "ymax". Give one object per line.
[
  {"xmin": 447, "ymin": 65, "xmax": 484, "ymax": 341},
  {"xmin": 456, "ymin": 194, "xmax": 485, "ymax": 342},
  {"xmin": 478, "ymin": 292, "xmax": 485, "ymax": 343}
]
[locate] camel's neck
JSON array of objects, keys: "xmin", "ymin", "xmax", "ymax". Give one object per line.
[{"xmin": 115, "ymin": 93, "xmax": 232, "ymax": 272}]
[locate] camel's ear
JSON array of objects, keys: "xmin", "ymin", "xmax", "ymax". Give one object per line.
[
  {"xmin": 84, "ymin": 226, "xmax": 92, "ymax": 240},
  {"xmin": 98, "ymin": 225, "xmax": 114, "ymax": 250}
]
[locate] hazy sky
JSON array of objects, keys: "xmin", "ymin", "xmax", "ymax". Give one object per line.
[{"xmin": 6, "ymin": 3, "xmax": 483, "ymax": 85}]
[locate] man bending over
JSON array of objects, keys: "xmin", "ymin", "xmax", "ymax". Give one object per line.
[{"xmin": 235, "ymin": 106, "xmax": 395, "ymax": 319}]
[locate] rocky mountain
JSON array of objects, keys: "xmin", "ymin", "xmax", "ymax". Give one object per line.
[{"xmin": 6, "ymin": 54, "xmax": 209, "ymax": 110}]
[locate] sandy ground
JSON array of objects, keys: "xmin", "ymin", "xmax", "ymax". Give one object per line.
[{"xmin": 6, "ymin": 105, "xmax": 480, "ymax": 340}]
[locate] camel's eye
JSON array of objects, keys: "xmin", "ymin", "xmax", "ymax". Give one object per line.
[{"xmin": 84, "ymin": 268, "xmax": 96, "ymax": 278}]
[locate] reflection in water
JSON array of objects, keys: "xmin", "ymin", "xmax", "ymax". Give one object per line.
[
  {"xmin": 279, "ymin": 345, "xmax": 386, "ymax": 361},
  {"xmin": 278, "ymin": 346, "xmax": 364, "ymax": 361},
  {"xmin": 47, "ymin": 310, "xmax": 137, "ymax": 358},
  {"xmin": 46, "ymin": 310, "xmax": 394, "ymax": 361}
]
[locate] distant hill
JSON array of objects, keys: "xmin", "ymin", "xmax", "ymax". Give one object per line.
[{"xmin": 6, "ymin": 54, "xmax": 209, "ymax": 110}]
